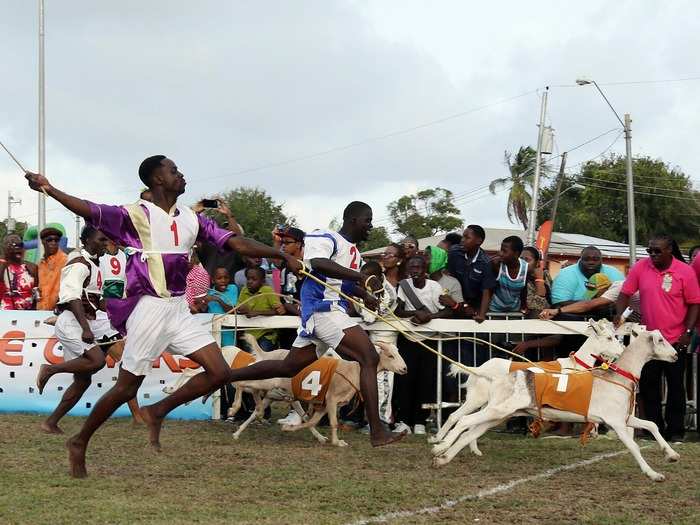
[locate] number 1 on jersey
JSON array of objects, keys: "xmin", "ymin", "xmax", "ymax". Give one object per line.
[{"xmin": 170, "ymin": 220, "xmax": 179, "ymax": 246}]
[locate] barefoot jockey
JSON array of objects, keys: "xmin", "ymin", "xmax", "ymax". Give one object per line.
[{"xmin": 26, "ymin": 155, "xmax": 299, "ymax": 477}]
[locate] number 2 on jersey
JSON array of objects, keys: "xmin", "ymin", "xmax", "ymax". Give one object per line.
[
  {"xmin": 170, "ymin": 220, "xmax": 179, "ymax": 246},
  {"xmin": 301, "ymin": 370, "xmax": 322, "ymax": 397},
  {"xmin": 349, "ymin": 245, "xmax": 359, "ymax": 269}
]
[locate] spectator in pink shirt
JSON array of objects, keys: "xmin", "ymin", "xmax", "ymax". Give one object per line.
[{"xmin": 616, "ymin": 234, "xmax": 700, "ymax": 442}]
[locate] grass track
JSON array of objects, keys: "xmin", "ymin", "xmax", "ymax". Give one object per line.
[{"xmin": 1, "ymin": 414, "xmax": 698, "ymax": 524}]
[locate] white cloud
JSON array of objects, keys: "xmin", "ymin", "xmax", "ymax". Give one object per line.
[{"xmin": 2, "ymin": 1, "xmax": 699, "ymax": 242}]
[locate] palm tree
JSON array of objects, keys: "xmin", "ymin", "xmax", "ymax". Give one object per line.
[{"xmin": 489, "ymin": 146, "xmax": 539, "ymax": 229}]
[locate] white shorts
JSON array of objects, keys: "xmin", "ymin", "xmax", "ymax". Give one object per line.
[
  {"xmin": 292, "ymin": 310, "xmax": 358, "ymax": 355},
  {"xmin": 121, "ymin": 295, "xmax": 215, "ymax": 376},
  {"xmin": 54, "ymin": 310, "xmax": 119, "ymax": 361}
]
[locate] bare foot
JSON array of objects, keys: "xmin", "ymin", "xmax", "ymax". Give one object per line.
[
  {"xmin": 36, "ymin": 364, "xmax": 53, "ymax": 395},
  {"xmin": 140, "ymin": 406, "xmax": 164, "ymax": 452},
  {"xmin": 67, "ymin": 436, "xmax": 88, "ymax": 478},
  {"xmin": 40, "ymin": 420, "xmax": 64, "ymax": 434},
  {"xmin": 371, "ymin": 430, "xmax": 407, "ymax": 447}
]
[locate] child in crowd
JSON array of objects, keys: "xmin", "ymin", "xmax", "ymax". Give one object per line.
[
  {"xmin": 236, "ymin": 266, "xmax": 285, "ymax": 351},
  {"xmin": 206, "ymin": 267, "xmax": 239, "ymax": 347}
]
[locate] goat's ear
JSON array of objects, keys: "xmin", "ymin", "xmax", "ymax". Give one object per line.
[
  {"xmin": 588, "ymin": 319, "xmax": 600, "ymax": 335},
  {"xmin": 375, "ymin": 341, "xmax": 387, "ymax": 353}
]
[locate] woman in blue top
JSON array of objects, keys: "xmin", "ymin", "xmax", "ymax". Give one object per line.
[
  {"xmin": 490, "ymin": 236, "xmax": 528, "ymax": 313},
  {"xmin": 206, "ymin": 267, "xmax": 239, "ymax": 346}
]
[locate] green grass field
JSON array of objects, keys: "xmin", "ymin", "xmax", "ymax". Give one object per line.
[{"xmin": 1, "ymin": 413, "xmax": 699, "ymax": 524}]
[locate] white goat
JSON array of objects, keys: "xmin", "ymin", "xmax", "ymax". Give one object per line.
[
  {"xmin": 431, "ymin": 326, "xmax": 680, "ymax": 482},
  {"xmin": 430, "ymin": 319, "xmax": 624, "ymax": 451},
  {"xmin": 274, "ymin": 341, "xmax": 408, "ymax": 447}
]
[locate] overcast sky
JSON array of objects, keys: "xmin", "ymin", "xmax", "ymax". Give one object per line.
[{"xmin": 1, "ymin": 1, "xmax": 699, "ymax": 243}]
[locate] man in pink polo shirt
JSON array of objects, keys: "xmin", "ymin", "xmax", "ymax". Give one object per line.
[{"xmin": 616, "ymin": 234, "xmax": 700, "ymax": 443}]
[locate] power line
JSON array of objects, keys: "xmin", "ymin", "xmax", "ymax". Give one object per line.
[
  {"xmin": 189, "ymin": 89, "xmax": 539, "ymax": 185},
  {"xmin": 550, "ymin": 76, "xmax": 700, "ymax": 88},
  {"xmin": 577, "ymin": 180, "xmax": 700, "ymax": 203}
]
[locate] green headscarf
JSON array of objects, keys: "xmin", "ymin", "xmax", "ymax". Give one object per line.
[{"xmin": 427, "ymin": 246, "xmax": 448, "ymax": 274}]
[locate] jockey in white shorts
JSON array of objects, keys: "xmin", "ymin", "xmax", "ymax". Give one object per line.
[
  {"xmin": 36, "ymin": 225, "xmax": 139, "ymax": 434},
  {"xmin": 224, "ymin": 201, "xmax": 407, "ymax": 447},
  {"xmin": 26, "ymin": 155, "xmax": 300, "ymax": 477}
]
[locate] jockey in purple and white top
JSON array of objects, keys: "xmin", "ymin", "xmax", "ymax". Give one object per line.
[{"xmin": 87, "ymin": 198, "xmax": 231, "ymax": 333}]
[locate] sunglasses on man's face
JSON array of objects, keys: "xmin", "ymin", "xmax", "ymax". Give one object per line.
[
  {"xmin": 44, "ymin": 236, "xmax": 60, "ymax": 243},
  {"xmin": 7, "ymin": 241, "xmax": 24, "ymax": 249},
  {"xmin": 281, "ymin": 239, "xmax": 299, "ymax": 245},
  {"xmin": 646, "ymin": 248, "xmax": 663, "ymax": 255}
]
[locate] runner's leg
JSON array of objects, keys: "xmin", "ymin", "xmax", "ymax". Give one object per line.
[
  {"xmin": 141, "ymin": 343, "xmax": 316, "ymax": 448},
  {"xmin": 37, "ymin": 346, "xmax": 106, "ymax": 394},
  {"xmin": 335, "ymin": 325, "xmax": 405, "ymax": 447},
  {"xmin": 67, "ymin": 367, "xmax": 145, "ymax": 478},
  {"xmin": 41, "ymin": 373, "xmax": 93, "ymax": 434}
]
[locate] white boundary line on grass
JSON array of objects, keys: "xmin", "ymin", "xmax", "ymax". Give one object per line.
[{"xmin": 347, "ymin": 448, "xmax": 643, "ymax": 525}]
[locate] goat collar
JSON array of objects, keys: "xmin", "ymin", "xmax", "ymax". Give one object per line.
[
  {"xmin": 571, "ymin": 352, "xmax": 594, "ymax": 370},
  {"xmin": 591, "ymin": 354, "xmax": 640, "ymax": 383}
]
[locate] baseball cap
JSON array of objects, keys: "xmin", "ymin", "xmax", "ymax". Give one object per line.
[
  {"xmin": 583, "ymin": 273, "xmax": 612, "ymax": 299},
  {"xmin": 279, "ymin": 226, "xmax": 305, "ymax": 242}
]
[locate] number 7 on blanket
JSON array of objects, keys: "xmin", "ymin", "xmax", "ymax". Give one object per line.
[{"xmin": 553, "ymin": 373, "xmax": 569, "ymax": 393}]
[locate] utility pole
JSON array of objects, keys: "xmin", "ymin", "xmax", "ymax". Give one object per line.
[
  {"xmin": 527, "ymin": 87, "xmax": 549, "ymax": 245},
  {"xmin": 37, "ymin": 0, "xmax": 47, "ymax": 257},
  {"xmin": 74, "ymin": 215, "xmax": 81, "ymax": 249},
  {"xmin": 624, "ymin": 114, "xmax": 636, "ymax": 264},
  {"xmin": 5, "ymin": 191, "xmax": 22, "ymax": 233},
  {"xmin": 549, "ymin": 152, "xmax": 568, "ymax": 235}
]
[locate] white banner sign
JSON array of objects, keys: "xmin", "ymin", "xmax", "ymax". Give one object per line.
[{"xmin": 0, "ymin": 311, "xmax": 211, "ymax": 420}]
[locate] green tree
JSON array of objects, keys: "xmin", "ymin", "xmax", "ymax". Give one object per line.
[
  {"xmin": 359, "ymin": 226, "xmax": 392, "ymax": 251},
  {"xmin": 538, "ymin": 155, "xmax": 700, "ymax": 245},
  {"xmin": 489, "ymin": 146, "xmax": 543, "ymax": 230},
  {"xmin": 215, "ymin": 187, "xmax": 295, "ymax": 243},
  {"xmin": 387, "ymin": 188, "xmax": 463, "ymax": 238},
  {"xmin": 0, "ymin": 220, "xmax": 28, "ymax": 251}
]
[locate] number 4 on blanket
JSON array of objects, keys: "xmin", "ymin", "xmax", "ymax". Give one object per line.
[{"xmin": 291, "ymin": 357, "xmax": 339, "ymax": 404}]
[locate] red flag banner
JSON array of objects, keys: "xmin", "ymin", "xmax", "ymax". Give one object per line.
[{"xmin": 536, "ymin": 220, "xmax": 554, "ymax": 257}]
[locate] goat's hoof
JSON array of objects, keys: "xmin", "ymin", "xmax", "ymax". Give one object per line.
[
  {"xmin": 315, "ymin": 436, "xmax": 328, "ymax": 444},
  {"xmin": 281, "ymin": 425, "xmax": 296, "ymax": 432},
  {"xmin": 232, "ymin": 433, "xmax": 241, "ymax": 440},
  {"xmin": 471, "ymin": 448, "xmax": 483, "ymax": 457},
  {"xmin": 432, "ymin": 444, "xmax": 448, "ymax": 456},
  {"xmin": 665, "ymin": 450, "xmax": 680, "ymax": 463},
  {"xmin": 432, "ymin": 456, "xmax": 449, "ymax": 468},
  {"xmin": 332, "ymin": 440, "xmax": 349, "ymax": 447},
  {"xmin": 647, "ymin": 471, "xmax": 665, "ymax": 482},
  {"xmin": 162, "ymin": 387, "xmax": 173, "ymax": 394},
  {"xmin": 427, "ymin": 436, "xmax": 440, "ymax": 444}
]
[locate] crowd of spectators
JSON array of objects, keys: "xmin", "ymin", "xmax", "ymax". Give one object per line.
[{"xmin": 1, "ymin": 203, "xmax": 699, "ymax": 442}]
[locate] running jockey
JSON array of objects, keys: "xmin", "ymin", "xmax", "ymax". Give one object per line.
[
  {"xmin": 36, "ymin": 225, "xmax": 140, "ymax": 434},
  {"xmin": 26, "ymin": 155, "xmax": 300, "ymax": 477},
  {"xmin": 147, "ymin": 201, "xmax": 406, "ymax": 447}
]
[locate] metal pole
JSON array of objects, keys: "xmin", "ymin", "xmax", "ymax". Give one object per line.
[
  {"xmin": 37, "ymin": 0, "xmax": 46, "ymax": 257},
  {"xmin": 436, "ymin": 338, "xmax": 443, "ymax": 429},
  {"xmin": 74, "ymin": 215, "xmax": 81, "ymax": 248},
  {"xmin": 548, "ymin": 152, "xmax": 568, "ymax": 238},
  {"xmin": 624, "ymin": 114, "xmax": 636, "ymax": 265},
  {"xmin": 527, "ymin": 87, "xmax": 548, "ymax": 245}
]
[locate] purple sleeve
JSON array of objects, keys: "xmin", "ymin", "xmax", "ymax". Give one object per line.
[
  {"xmin": 87, "ymin": 202, "xmax": 134, "ymax": 246},
  {"xmin": 197, "ymin": 214, "xmax": 235, "ymax": 251}
]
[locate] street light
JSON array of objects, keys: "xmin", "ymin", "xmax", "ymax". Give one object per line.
[
  {"xmin": 536, "ymin": 183, "xmax": 585, "ymax": 210},
  {"xmin": 576, "ymin": 78, "xmax": 636, "ymax": 264}
]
